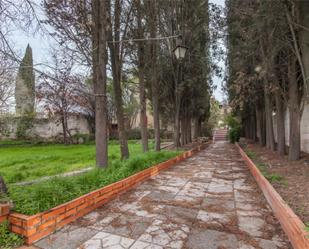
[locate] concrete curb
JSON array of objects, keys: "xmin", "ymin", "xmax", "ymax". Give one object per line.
[{"xmin": 236, "ymin": 143, "xmax": 309, "ymax": 249}]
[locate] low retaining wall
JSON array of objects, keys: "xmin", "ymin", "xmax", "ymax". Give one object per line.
[
  {"xmin": 6, "ymin": 143, "xmax": 208, "ymax": 245},
  {"xmin": 0, "ymin": 203, "xmax": 10, "ymax": 223},
  {"xmin": 236, "ymin": 143, "xmax": 309, "ymax": 249}
]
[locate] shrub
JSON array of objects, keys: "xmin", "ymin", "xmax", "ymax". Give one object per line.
[
  {"xmin": 245, "ymin": 150, "xmax": 257, "ymax": 160},
  {"xmin": 127, "ymin": 129, "xmax": 141, "ymax": 140},
  {"xmin": 0, "ymin": 221, "xmax": 23, "ymax": 249},
  {"xmin": 229, "ymin": 127, "xmax": 241, "ymax": 143},
  {"xmin": 248, "ymin": 154, "xmax": 286, "ymax": 185},
  {"xmin": 225, "ymin": 114, "xmax": 241, "ymax": 143},
  {"xmin": 72, "ymin": 133, "xmax": 94, "ymax": 144},
  {"xmin": 16, "ymin": 114, "xmax": 35, "ymax": 140},
  {"xmin": 111, "ymin": 128, "xmax": 173, "ymax": 141}
]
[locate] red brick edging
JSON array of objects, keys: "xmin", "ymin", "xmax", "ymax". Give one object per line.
[
  {"xmin": 3, "ymin": 143, "xmax": 207, "ymax": 245},
  {"xmin": 0, "ymin": 203, "xmax": 10, "ymax": 223},
  {"xmin": 236, "ymin": 143, "xmax": 309, "ymax": 249}
]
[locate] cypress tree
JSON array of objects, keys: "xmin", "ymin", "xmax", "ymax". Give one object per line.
[
  {"xmin": 15, "ymin": 44, "xmax": 35, "ymax": 115},
  {"xmin": 15, "ymin": 45, "xmax": 35, "ymax": 139}
]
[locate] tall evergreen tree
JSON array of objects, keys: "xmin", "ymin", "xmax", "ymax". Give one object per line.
[{"xmin": 15, "ymin": 44, "xmax": 35, "ymax": 115}]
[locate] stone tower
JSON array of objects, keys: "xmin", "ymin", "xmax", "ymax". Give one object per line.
[{"xmin": 15, "ymin": 44, "xmax": 35, "ymax": 115}]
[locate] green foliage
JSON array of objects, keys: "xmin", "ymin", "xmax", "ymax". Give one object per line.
[
  {"xmin": 0, "ymin": 221, "xmax": 23, "ymax": 249},
  {"xmin": 226, "ymin": 115, "xmax": 241, "ymax": 143},
  {"xmin": 0, "ymin": 193, "xmax": 10, "ymax": 204},
  {"xmin": 207, "ymin": 98, "xmax": 221, "ymax": 131},
  {"xmin": 245, "ymin": 150, "xmax": 256, "ymax": 160},
  {"xmin": 256, "ymin": 163, "xmax": 284, "ymax": 183},
  {"xmin": 0, "ymin": 142, "xmax": 154, "ymax": 184},
  {"xmin": 265, "ymin": 173, "xmax": 283, "ymax": 183},
  {"xmin": 245, "ymin": 152, "xmax": 286, "ymax": 185},
  {"xmin": 71, "ymin": 133, "xmax": 94, "ymax": 144},
  {"xmin": 0, "ymin": 117, "xmax": 12, "ymax": 138},
  {"xmin": 256, "ymin": 162, "xmax": 267, "ymax": 171},
  {"xmin": 229, "ymin": 128, "xmax": 240, "ymax": 143},
  {"xmin": 16, "ymin": 115, "xmax": 34, "ymax": 140},
  {"xmin": 305, "ymin": 223, "xmax": 309, "ymax": 235},
  {"xmin": 126, "ymin": 129, "xmax": 142, "ymax": 140},
  {"xmin": 8, "ymin": 150, "xmax": 180, "ymax": 215}
]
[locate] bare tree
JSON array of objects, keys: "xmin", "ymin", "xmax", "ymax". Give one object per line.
[
  {"xmin": 0, "ymin": 54, "xmax": 15, "ymax": 114},
  {"xmin": 37, "ymin": 52, "xmax": 81, "ymax": 144},
  {"xmin": 44, "ymin": 0, "xmax": 109, "ymax": 166},
  {"xmin": 106, "ymin": 0, "xmax": 132, "ymax": 159}
]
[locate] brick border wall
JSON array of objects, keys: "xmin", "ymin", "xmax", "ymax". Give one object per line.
[
  {"xmin": 6, "ymin": 143, "xmax": 208, "ymax": 245},
  {"xmin": 0, "ymin": 203, "xmax": 10, "ymax": 223},
  {"xmin": 236, "ymin": 143, "xmax": 309, "ymax": 249}
]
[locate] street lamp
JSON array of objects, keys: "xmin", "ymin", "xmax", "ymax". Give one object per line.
[
  {"xmin": 173, "ymin": 36, "xmax": 188, "ymax": 148},
  {"xmin": 173, "ymin": 36, "xmax": 188, "ymax": 60}
]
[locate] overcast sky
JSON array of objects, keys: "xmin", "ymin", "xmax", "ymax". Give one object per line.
[
  {"xmin": 11, "ymin": 0, "xmax": 226, "ymax": 102},
  {"xmin": 210, "ymin": 0, "xmax": 226, "ymax": 102}
]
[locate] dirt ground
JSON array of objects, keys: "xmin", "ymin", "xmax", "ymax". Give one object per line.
[{"xmin": 245, "ymin": 142, "xmax": 309, "ymax": 224}]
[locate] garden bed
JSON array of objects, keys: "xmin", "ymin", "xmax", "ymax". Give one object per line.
[
  {"xmin": 8, "ymin": 150, "xmax": 180, "ymax": 215},
  {"xmin": 0, "ymin": 141, "xmax": 149, "ymax": 184},
  {"xmin": 3, "ymin": 143, "xmax": 208, "ymax": 245},
  {"xmin": 237, "ymin": 143, "xmax": 309, "ymax": 249},
  {"xmin": 243, "ymin": 142, "xmax": 309, "ymax": 224}
]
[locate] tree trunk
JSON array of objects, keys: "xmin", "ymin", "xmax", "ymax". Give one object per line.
[
  {"xmin": 244, "ymin": 118, "xmax": 249, "ymax": 139},
  {"xmin": 288, "ymin": 58, "xmax": 301, "ymax": 160},
  {"xmin": 265, "ymin": 89, "xmax": 275, "ymax": 151},
  {"xmin": 275, "ymin": 90, "xmax": 285, "ymax": 155},
  {"xmin": 174, "ymin": 63, "xmax": 181, "ymax": 148},
  {"xmin": 136, "ymin": 0, "xmax": 148, "ymax": 152},
  {"xmin": 61, "ymin": 114, "xmax": 68, "ymax": 144},
  {"xmin": 149, "ymin": 0, "xmax": 160, "ymax": 151},
  {"xmin": 0, "ymin": 176, "xmax": 8, "ymax": 195},
  {"xmin": 193, "ymin": 117, "xmax": 200, "ymax": 140},
  {"xmin": 187, "ymin": 117, "xmax": 192, "ymax": 143},
  {"xmin": 248, "ymin": 110, "xmax": 256, "ymax": 141},
  {"xmin": 256, "ymin": 107, "xmax": 261, "ymax": 144},
  {"xmin": 184, "ymin": 118, "xmax": 188, "ymax": 145},
  {"xmin": 107, "ymin": 0, "xmax": 129, "ymax": 159},
  {"xmin": 252, "ymin": 111, "xmax": 257, "ymax": 141},
  {"xmin": 181, "ymin": 117, "xmax": 185, "ymax": 146},
  {"xmin": 256, "ymin": 105, "xmax": 266, "ymax": 146},
  {"xmin": 92, "ymin": 0, "xmax": 108, "ymax": 167},
  {"xmin": 62, "ymin": 110, "xmax": 72, "ymax": 144},
  {"xmin": 174, "ymin": 115, "xmax": 180, "ymax": 148}
]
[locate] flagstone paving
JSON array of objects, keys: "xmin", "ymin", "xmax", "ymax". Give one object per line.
[{"xmin": 34, "ymin": 142, "xmax": 291, "ymax": 249}]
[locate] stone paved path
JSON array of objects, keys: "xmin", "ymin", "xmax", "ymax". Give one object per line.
[{"xmin": 35, "ymin": 142, "xmax": 291, "ymax": 249}]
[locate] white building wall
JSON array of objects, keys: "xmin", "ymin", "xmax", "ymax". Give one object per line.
[
  {"xmin": 273, "ymin": 103, "xmax": 309, "ymax": 153},
  {"xmin": 0, "ymin": 114, "xmax": 90, "ymax": 140},
  {"xmin": 300, "ymin": 104, "xmax": 309, "ymax": 152},
  {"xmin": 273, "ymin": 114, "xmax": 277, "ymax": 142},
  {"xmin": 32, "ymin": 115, "xmax": 90, "ymax": 139},
  {"xmin": 285, "ymin": 108, "xmax": 290, "ymax": 147}
]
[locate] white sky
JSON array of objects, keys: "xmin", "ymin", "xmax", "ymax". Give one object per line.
[
  {"xmin": 11, "ymin": 0, "xmax": 226, "ymax": 102},
  {"xmin": 209, "ymin": 0, "xmax": 226, "ymax": 102}
]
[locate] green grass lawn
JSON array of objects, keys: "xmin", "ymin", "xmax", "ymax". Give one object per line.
[
  {"xmin": 0, "ymin": 140, "xmax": 180, "ymax": 215},
  {"xmin": 0, "ymin": 141, "xmax": 147, "ymax": 184}
]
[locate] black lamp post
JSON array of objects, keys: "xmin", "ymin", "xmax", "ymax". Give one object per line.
[
  {"xmin": 173, "ymin": 36, "xmax": 188, "ymax": 60},
  {"xmin": 173, "ymin": 36, "xmax": 188, "ymax": 148}
]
